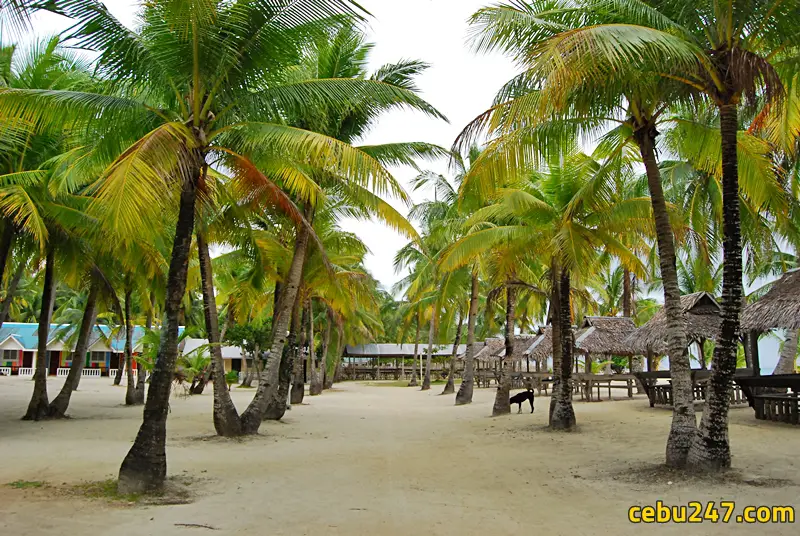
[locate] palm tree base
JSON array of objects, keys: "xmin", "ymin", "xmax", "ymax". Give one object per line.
[
  {"xmin": 455, "ymin": 380, "xmax": 473, "ymax": 405},
  {"xmin": 290, "ymin": 381, "xmax": 304, "ymax": 404},
  {"xmin": 440, "ymin": 377, "xmax": 455, "ymax": 395}
]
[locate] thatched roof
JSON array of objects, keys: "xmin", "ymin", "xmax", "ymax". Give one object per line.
[
  {"xmin": 741, "ymin": 268, "xmax": 800, "ymax": 331},
  {"xmin": 456, "ymin": 341, "xmax": 486, "ymax": 359},
  {"xmin": 574, "ymin": 316, "xmax": 637, "ymax": 356},
  {"xmin": 473, "ymin": 338, "xmax": 504, "ymax": 362},
  {"xmin": 523, "ymin": 327, "xmax": 552, "ymax": 362},
  {"xmin": 496, "ymin": 334, "xmax": 538, "ymax": 361},
  {"xmin": 624, "ymin": 292, "xmax": 721, "ymax": 355}
]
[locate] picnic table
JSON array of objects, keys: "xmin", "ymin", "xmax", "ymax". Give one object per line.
[
  {"xmin": 572, "ymin": 373, "xmax": 636, "ymax": 401},
  {"xmin": 734, "ymin": 374, "xmax": 800, "ymax": 425}
]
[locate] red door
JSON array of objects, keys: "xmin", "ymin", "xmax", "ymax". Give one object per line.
[{"xmin": 22, "ymin": 352, "xmax": 33, "ymax": 367}]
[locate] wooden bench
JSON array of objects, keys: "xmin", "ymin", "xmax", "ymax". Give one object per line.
[
  {"xmin": 735, "ymin": 375, "xmax": 800, "ymax": 425},
  {"xmin": 634, "ymin": 370, "xmax": 750, "ymax": 408},
  {"xmin": 573, "ymin": 374, "xmax": 635, "ymax": 401}
]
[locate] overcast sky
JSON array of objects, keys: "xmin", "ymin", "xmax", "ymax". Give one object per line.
[{"xmin": 28, "ymin": 0, "xmax": 517, "ymax": 292}]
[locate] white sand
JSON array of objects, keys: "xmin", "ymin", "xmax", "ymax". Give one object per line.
[{"xmin": 0, "ymin": 377, "xmax": 797, "ymax": 535}]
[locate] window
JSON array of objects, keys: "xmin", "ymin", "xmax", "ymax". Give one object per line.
[
  {"xmin": 90, "ymin": 351, "xmax": 106, "ymax": 363},
  {"xmin": 2, "ymin": 349, "xmax": 17, "ymax": 364}
]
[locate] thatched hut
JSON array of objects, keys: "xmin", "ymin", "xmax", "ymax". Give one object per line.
[
  {"xmin": 523, "ymin": 327, "xmax": 552, "ymax": 371},
  {"xmin": 573, "ymin": 316, "xmax": 637, "ymax": 373},
  {"xmin": 473, "ymin": 337, "xmax": 505, "ymax": 363},
  {"xmin": 741, "ymin": 268, "xmax": 800, "ymax": 331},
  {"xmin": 624, "ymin": 292, "xmax": 721, "ymax": 364}
]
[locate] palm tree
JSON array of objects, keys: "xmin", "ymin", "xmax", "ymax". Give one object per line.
[
  {"xmin": 0, "ymin": 0, "xmax": 447, "ymax": 493},
  {"xmin": 442, "ymin": 148, "xmax": 645, "ymax": 427}
]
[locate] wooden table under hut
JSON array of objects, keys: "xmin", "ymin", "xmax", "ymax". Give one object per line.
[
  {"xmin": 738, "ymin": 269, "xmax": 800, "ymax": 425},
  {"xmin": 572, "ymin": 316, "xmax": 639, "ymax": 401},
  {"xmin": 624, "ymin": 292, "xmax": 747, "ymax": 408}
]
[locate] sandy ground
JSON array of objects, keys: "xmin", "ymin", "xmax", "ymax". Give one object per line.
[{"xmin": 0, "ymin": 377, "xmax": 798, "ymax": 536}]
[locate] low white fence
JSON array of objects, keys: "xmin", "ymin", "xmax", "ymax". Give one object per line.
[
  {"xmin": 114, "ymin": 370, "xmax": 138, "ymax": 382},
  {"xmin": 57, "ymin": 368, "xmax": 70, "ymax": 377},
  {"xmin": 18, "ymin": 367, "xmax": 34, "ymax": 377},
  {"xmin": 81, "ymin": 368, "xmax": 102, "ymax": 377},
  {"xmin": 0, "ymin": 367, "xmax": 11, "ymax": 376}
]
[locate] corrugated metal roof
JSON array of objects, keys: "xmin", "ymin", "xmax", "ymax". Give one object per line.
[
  {"xmin": 182, "ymin": 338, "xmax": 244, "ymax": 359},
  {"xmin": 344, "ymin": 343, "xmax": 466, "ymax": 357}
]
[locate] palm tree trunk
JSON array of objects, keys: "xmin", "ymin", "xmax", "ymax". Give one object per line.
[
  {"xmin": 456, "ymin": 271, "xmax": 479, "ymax": 405},
  {"xmin": 118, "ymin": 171, "xmax": 198, "ymax": 494},
  {"xmin": 408, "ymin": 317, "xmax": 420, "ymax": 387},
  {"xmin": 308, "ymin": 300, "xmax": 323, "ymax": 396},
  {"xmin": 549, "ymin": 265, "xmax": 562, "ymax": 424},
  {"xmin": 0, "ymin": 222, "xmax": 15, "ymax": 299},
  {"xmin": 687, "ymin": 103, "xmax": 744, "ymax": 471},
  {"xmin": 264, "ymin": 291, "xmax": 302, "ymax": 419},
  {"xmin": 240, "ymin": 206, "xmax": 311, "ymax": 434},
  {"xmin": 124, "ymin": 288, "xmax": 138, "ymax": 406},
  {"xmin": 48, "ymin": 277, "xmax": 100, "ymax": 417},
  {"xmin": 773, "ymin": 331, "xmax": 798, "ymax": 375},
  {"xmin": 319, "ymin": 308, "xmax": 332, "ymax": 391},
  {"xmin": 623, "ymin": 267, "xmax": 632, "ymax": 317},
  {"xmin": 133, "ymin": 292, "xmax": 153, "ymax": 404},
  {"xmin": 635, "ymin": 125, "xmax": 694, "ymax": 466},
  {"xmin": 22, "ymin": 249, "xmax": 56, "ymax": 421},
  {"xmin": 493, "ymin": 285, "xmax": 515, "ymax": 416},
  {"xmin": 442, "ymin": 310, "xmax": 463, "ymax": 395},
  {"xmin": 290, "ymin": 300, "xmax": 308, "ymax": 404},
  {"xmin": 331, "ymin": 323, "xmax": 345, "ymax": 386},
  {"xmin": 197, "ymin": 232, "xmax": 242, "ymax": 436},
  {"xmin": 421, "ymin": 314, "xmax": 435, "ymax": 390},
  {"xmin": 0, "ymin": 256, "xmax": 26, "ymax": 328},
  {"xmin": 550, "ymin": 269, "xmax": 576, "ymax": 429}
]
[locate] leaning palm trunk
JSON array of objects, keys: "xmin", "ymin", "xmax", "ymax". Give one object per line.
[
  {"xmin": 550, "ymin": 270, "xmax": 576, "ymax": 430},
  {"xmin": 773, "ymin": 331, "xmax": 798, "ymax": 375},
  {"xmin": 48, "ymin": 277, "xmax": 100, "ymax": 417},
  {"xmin": 493, "ymin": 285, "xmax": 515, "ymax": 416},
  {"xmin": 118, "ymin": 172, "xmax": 198, "ymax": 494},
  {"xmin": 264, "ymin": 292, "xmax": 302, "ymax": 420},
  {"xmin": 23, "ymin": 249, "xmax": 56, "ymax": 421},
  {"xmin": 114, "ymin": 352, "xmax": 124, "ymax": 385},
  {"xmin": 124, "ymin": 289, "xmax": 138, "ymax": 406},
  {"xmin": 197, "ymin": 233, "xmax": 242, "ymax": 436},
  {"xmin": 635, "ymin": 125, "xmax": 694, "ymax": 466},
  {"xmin": 408, "ymin": 319, "xmax": 420, "ymax": 387},
  {"xmin": 239, "ymin": 207, "xmax": 311, "ymax": 434},
  {"xmin": 442, "ymin": 311, "xmax": 463, "ymax": 395},
  {"xmin": 421, "ymin": 315, "xmax": 435, "ymax": 390},
  {"xmin": 456, "ymin": 272, "xmax": 479, "ymax": 405},
  {"xmin": 687, "ymin": 104, "xmax": 744, "ymax": 471}
]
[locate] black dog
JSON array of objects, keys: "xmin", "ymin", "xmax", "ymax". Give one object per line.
[{"xmin": 509, "ymin": 388, "xmax": 534, "ymax": 413}]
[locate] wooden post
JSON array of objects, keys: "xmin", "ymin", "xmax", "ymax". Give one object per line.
[
  {"xmin": 627, "ymin": 356, "xmax": 633, "ymax": 374},
  {"xmin": 646, "ymin": 350, "xmax": 653, "ymax": 372},
  {"xmin": 750, "ymin": 330, "xmax": 761, "ymax": 376}
]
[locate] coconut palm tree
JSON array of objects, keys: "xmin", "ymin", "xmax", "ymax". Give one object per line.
[
  {"xmin": 0, "ymin": 0, "xmax": 449, "ymax": 493},
  {"xmin": 442, "ymin": 148, "xmax": 646, "ymax": 427}
]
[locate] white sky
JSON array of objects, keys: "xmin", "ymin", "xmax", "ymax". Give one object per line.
[{"xmin": 27, "ymin": 0, "xmax": 517, "ymax": 292}]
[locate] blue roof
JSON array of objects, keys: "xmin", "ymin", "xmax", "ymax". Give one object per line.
[{"xmin": 0, "ymin": 323, "xmax": 184, "ymax": 351}]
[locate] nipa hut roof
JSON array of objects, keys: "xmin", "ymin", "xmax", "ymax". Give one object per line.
[
  {"xmin": 456, "ymin": 341, "xmax": 486, "ymax": 360},
  {"xmin": 574, "ymin": 316, "xmax": 638, "ymax": 356},
  {"xmin": 523, "ymin": 327, "xmax": 552, "ymax": 362},
  {"xmin": 496, "ymin": 334, "xmax": 538, "ymax": 361},
  {"xmin": 473, "ymin": 338, "xmax": 505, "ymax": 361},
  {"xmin": 624, "ymin": 292, "xmax": 721, "ymax": 355},
  {"xmin": 741, "ymin": 268, "xmax": 800, "ymax": 331}
]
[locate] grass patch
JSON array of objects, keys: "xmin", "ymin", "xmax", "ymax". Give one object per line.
[
  {"xmin": 8, "ymin": 480, "xmax": 45, "ymax": 489},
  {"xmin": 70, "ymin": 478, "xmax": 194, "ymax": 506}
]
